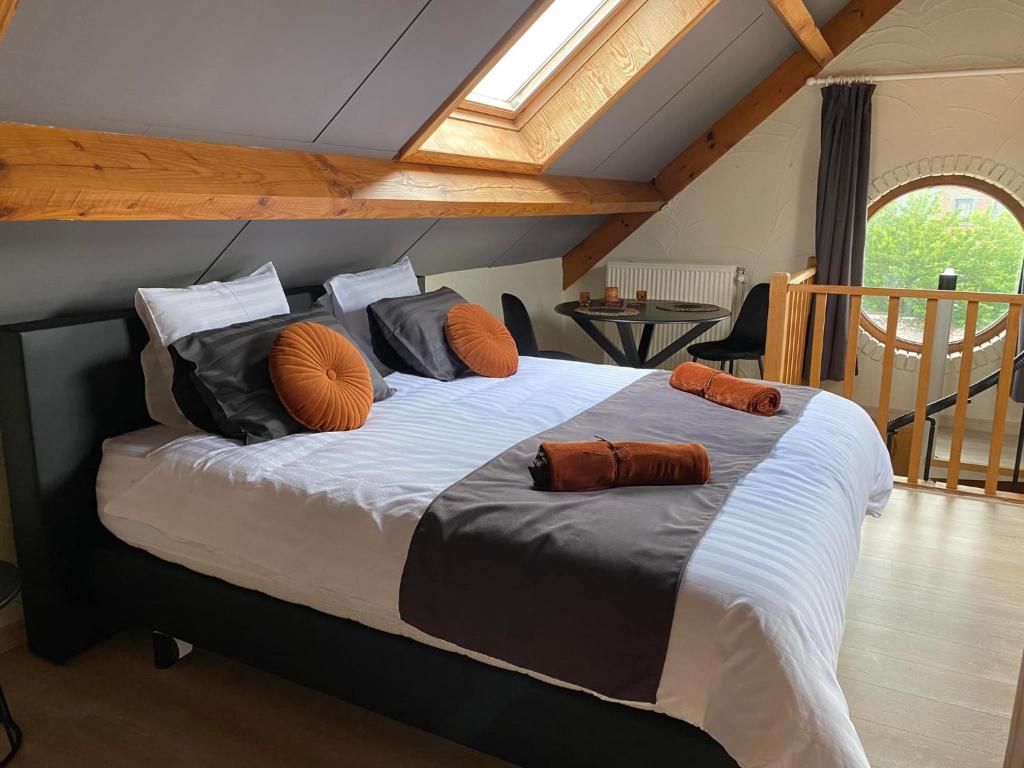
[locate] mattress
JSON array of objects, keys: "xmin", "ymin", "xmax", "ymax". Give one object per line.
[{"xmin": 97, "ymin": 356, "xmax": 893, "ymax": 768}]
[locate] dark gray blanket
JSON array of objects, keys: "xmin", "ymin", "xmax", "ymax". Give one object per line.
[{"xmin": 399, "ymin": 372, "xmax": 817, "ymax": 702}]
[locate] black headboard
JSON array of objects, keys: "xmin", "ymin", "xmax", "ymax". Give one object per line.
[{"xmin": 0, "ymin": 287, "xmax": 322, "ymax": 662}]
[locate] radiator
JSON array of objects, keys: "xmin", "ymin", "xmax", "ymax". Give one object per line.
[{"xmin": 604, "ymin": 262, "xmax": 744, "ymax": 369}]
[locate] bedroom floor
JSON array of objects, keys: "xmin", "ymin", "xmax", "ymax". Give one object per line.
[{"xmin": 0, "ymin": 487, "xmax": 1018, "ymax": 767}]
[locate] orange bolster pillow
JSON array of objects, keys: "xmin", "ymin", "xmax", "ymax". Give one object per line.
[
  {"xmin": 670, "ymin": 361, "xmax": 781, "ymax": 416},
  {"xmin": 530, "ymin": 440, "xmax": 711, "ymax": 492}
]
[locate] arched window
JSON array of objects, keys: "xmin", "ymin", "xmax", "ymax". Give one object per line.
[{"xmin": 862, "ymin": 175, "xmax": 1024, "ymax": 352}]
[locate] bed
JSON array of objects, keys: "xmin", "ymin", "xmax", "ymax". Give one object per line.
[{"xmin": 0, "ymin": 290, "xmax": 892, "ymax": 768}]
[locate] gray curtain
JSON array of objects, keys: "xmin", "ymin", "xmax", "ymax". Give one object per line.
[
  {"xmin": 1011, "ymin": 267, "xmax": 1024, "ymax": 402},
  {"xmin": 812, "ymin": 83, "xmax": 876, "ymax": 381}
]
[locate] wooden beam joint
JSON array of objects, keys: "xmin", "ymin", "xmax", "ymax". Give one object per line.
[{"xmin": 767, "ymin": 0, "xmax": 834, "ymax": 66}]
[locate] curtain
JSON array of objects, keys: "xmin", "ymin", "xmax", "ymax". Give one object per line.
[
  {"xmin": 812, "ymin": 83, "xmax": 876, "ymax": 381},
  {"xmin": 1011, "ymin": 266, "xmax": 1024, "ymax": 402}
]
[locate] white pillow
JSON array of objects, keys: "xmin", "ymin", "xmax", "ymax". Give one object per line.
[
  {"xmin": 135, "ymin": 262, "xmax": 290, "ymax": 428},
  {"xmin": 320, "ymin": 256, "xmax": 420, "ymax": 357}
]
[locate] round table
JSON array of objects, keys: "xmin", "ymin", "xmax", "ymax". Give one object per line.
[
  {"xmin": 0, "ymin": 562, "xmax": 20, "ymax": 767},
  {"xmin": 555, "ymin": 300, "xmax": 730, "ymax": 368}
]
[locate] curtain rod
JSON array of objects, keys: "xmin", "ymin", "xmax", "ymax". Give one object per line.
[{"xmin": 805, "ymin": 65, "xmax": 1024, "ymax": 87}]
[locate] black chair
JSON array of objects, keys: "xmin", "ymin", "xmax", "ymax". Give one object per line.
[
  {"xmin": 501, "ymin": 293, "xmax": 582, "ymax": 362},
  {"xmin": 687, "ymin": 282, "xmax": 770, "ymax": 377}
]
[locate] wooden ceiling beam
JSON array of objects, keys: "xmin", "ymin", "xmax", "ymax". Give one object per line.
[
  {"xmin": 562, "ymin": 0, "xmax": 902, "ymax": 288},
  {"xmin": 0, "ymin": 123, "xmax": 666, "ymax": 222},
  {"xmin": 767, "ymin": 0, "xmax": 833, "ymax": 66},
  {"xmin": 0, "ymin": 0, "xmax": 18, "ymax": 40}
]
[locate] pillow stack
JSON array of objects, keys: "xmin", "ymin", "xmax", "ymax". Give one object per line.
[
  {"xmin": 319, "ymin": 255, "xmax": 420, "ymax": 374},
  {"xmin": 366, "ymin": 288, "xmax": 519, "ymax": 381},
  {"xmin": 136, "ymin": 258, "xmax": 522, "ymax": 445},
  {"xmin": 138, "ymin": 264, "xmax": 392, "ymax": 444},
  {"xmin": 169, "ymin": 306, "xmax": 390, "ymax": 444},
  {"xmin": 135, "ymin": 262, "xmax": 290, "ymax": 430},
  {"xmin": 367, "ymin": 287, "xmax": 469, "ymax": 381}
]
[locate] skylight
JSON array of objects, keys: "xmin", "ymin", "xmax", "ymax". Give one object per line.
[{"xmin": 467, "ymin": 0, "xmax": 623, "ymax": 113}]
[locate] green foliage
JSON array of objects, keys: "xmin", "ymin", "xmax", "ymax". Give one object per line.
[{"xmin": 863, "ymin": 188, "xmax": 1024, "ymax": 334}]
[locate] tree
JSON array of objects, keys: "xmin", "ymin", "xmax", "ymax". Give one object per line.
[{"xmin": 863, "ymin": 187, "xmax": 1024, "ymax": 338}]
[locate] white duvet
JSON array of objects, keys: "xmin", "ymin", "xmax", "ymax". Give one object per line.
[{"xmin": 97, "ymin": 356, "xmax": 892, "ymax": 768}]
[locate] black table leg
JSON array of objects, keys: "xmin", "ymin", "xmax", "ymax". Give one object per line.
[
  {"xmin": 616, "ymin": 324, "xmax": 642, "ymax": 367},
  {"xmin": 0, "ymin": 685, "xmax": 21, "ymax": 767},
  {"xmin": 637, "ymin": 324, "xmax": 655, "ymax": 365},
  {"xmin": 570, "ymin": 317, "xmax": 630, "ymax": 366},
  {"xmin": 644, "ymin": 322, "xmax": 717, "ymax": 369}
]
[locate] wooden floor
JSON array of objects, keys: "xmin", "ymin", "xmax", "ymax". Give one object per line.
[
  {"xmin": 0, "ymin": 486, "xmax": 1018, "ymax": 767},
  {"xmin": 840, "ymin": 486, "xmax": 1020, "ymax": 767}
]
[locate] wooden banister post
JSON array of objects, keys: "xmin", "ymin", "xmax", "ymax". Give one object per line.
[{"xmin": 764, "ymin": 271, "xmax": 792, "ymax": 382}]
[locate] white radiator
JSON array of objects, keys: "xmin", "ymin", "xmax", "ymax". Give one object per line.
[{"xmin": 605, "ymin": 262, "xmax": 744, "ymax": 369}]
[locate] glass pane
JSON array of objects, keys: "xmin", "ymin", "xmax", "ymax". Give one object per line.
[
  {"xmin": 468, "ymin": 0, "xmax": 617, "ymax": 110},
  {"xmin": 863, "ymin": 184, "xmax": 1024, "ymax": 344}
]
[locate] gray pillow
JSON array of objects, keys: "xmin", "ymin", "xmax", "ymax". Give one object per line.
[
  {"xmin": 367, "ymin": 287, "xmax": 468, "ymax": 381},
  {"xmin": 170, "ymin": 307, "xmax": 392, "ymax": 444}
]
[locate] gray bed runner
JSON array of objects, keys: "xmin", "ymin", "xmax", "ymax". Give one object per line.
[{"xmin": 399, "ymin": 372, "xmax": 817, "ymax": 703}]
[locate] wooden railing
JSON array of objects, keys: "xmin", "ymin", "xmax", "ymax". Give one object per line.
[
  {"xmin": 764, "ymin": 259, "xmax": 1024, "ymax": 499},
  {"xmin": 763, "ymin": 258, "xmax": 818, "ymax": 385}
]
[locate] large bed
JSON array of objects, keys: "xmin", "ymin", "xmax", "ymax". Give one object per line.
[{"xmin": 0, "ymin": 291, "xmax": 892, "ymax": 768}]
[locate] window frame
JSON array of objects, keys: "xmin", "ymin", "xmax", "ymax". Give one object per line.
[
  {"xmin": 861, "ymin": 174, "xmax": 1024, "ymax": 354},
  {"xmin": 398, "ymin": 0, "xmax": 716, "ymax": 175},
  {"xmin": 459, "ymin": 0, "xmax": 629, "ymax": 123}
]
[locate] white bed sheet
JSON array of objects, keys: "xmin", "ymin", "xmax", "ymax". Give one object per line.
[{"xmin": 98, "ymin": 356, "xmax": 892, "ymax": 768}]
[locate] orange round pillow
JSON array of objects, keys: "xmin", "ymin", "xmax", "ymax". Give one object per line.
[
  {"xmin": 269, "ymin": 322, "xmax": 373, "ymax": 432},
  {"xmin": 444, "ymin": 303, "xmax": 518, "ymax": 378}
]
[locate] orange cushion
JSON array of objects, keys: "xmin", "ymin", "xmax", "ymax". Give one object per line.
[
  {"xmin": 444, "ymin": 304, "xmax": 519, "ymax": 378},
  {"xmin": 269, "ymin": 322, "xmax": 373, "ymax": 432}
]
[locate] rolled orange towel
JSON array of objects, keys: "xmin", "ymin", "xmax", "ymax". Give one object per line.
[
  {"xmin": 670, "ymin": 361, "xmax": 781, "ymax": 416},
  {"xmin": 530, "ymin": 439, "xmax": 711, "ymax": 492}
]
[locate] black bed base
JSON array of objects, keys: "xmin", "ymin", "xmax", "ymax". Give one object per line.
[{"xmin": 90, "ymin": 539, "xmax": 737, "ymax": 768}]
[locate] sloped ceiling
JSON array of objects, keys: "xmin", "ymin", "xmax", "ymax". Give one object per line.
[{"xmin": 0, "ymin": 0, "xmax": 847, "ymax": 323}]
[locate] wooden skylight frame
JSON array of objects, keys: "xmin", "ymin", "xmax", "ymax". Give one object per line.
[
  {"xmin": 398, "ymin": 0, "xmax": 718, "ymax": 175},
  {"xmin": 458, "ymin": 0, "xmax": 628, "ymax": 122}
]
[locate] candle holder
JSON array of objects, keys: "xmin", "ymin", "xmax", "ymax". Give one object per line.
[
  {"xmin": 604, "ymin": 286, "xmax": 623, "ymax": 307},
  {"xmin": 579, "ymin": 291, "xmax": 591, "ymax": 306}
]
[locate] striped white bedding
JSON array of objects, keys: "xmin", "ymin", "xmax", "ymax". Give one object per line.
[{"xmin": 97, "ymin": 356, "xmax": 892, "ymax": 768}]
